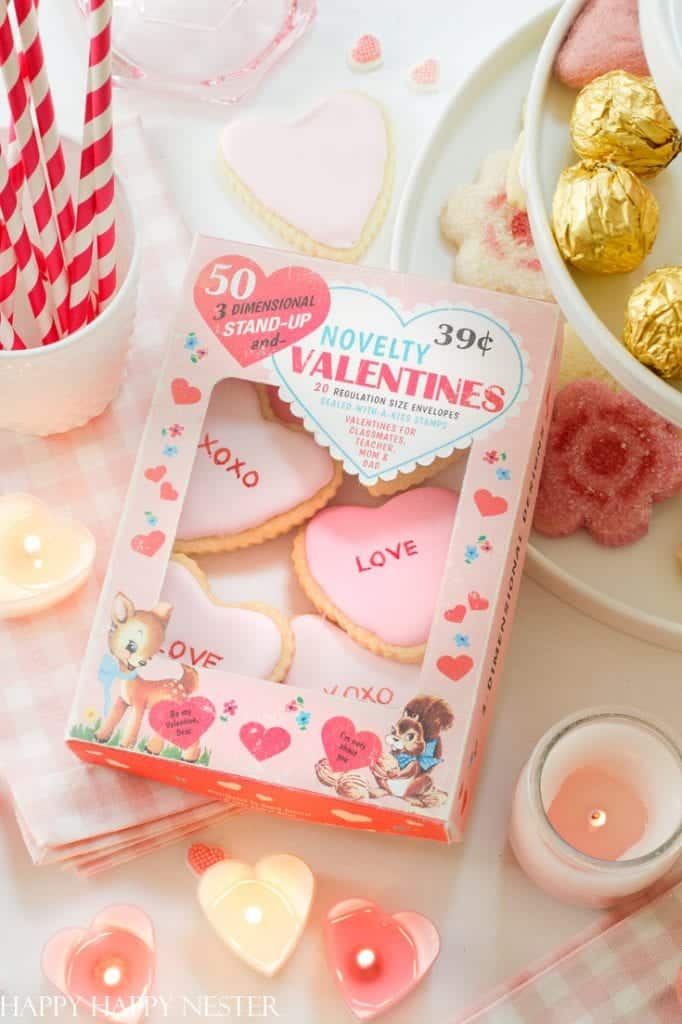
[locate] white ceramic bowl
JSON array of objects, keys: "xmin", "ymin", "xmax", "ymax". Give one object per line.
[
  {"xmin": 0, "ymin": 136, "xmax": 140, "ymax": 436},
  {"xmin": 524, "ymin": 0, "xmax": 682, "ymax": 428}
]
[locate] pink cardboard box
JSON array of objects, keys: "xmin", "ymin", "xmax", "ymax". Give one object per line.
[{"xmin": 68, "ymin": 238, "xmax": 562, "ymax": 843}]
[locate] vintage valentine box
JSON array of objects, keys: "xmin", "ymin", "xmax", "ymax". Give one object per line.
[{"xmin": 68, "ymin": 238, "xmax": 561, "ymax": 843}]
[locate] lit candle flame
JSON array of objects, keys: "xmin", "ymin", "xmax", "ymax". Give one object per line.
[
  {"xmin": 244, "ymin": 905, "xmax": 264, "ymax": 925},
  {"xmin": 356, "ymin": 948, "xmax": 377, "ymax": 970},
  {"xmin": 589, "ymin": 809, "xmax": 607, "ymax": 829},
  {"xmin": 101, "ymin": 963, "xmax": 123, "ymax": 987}
]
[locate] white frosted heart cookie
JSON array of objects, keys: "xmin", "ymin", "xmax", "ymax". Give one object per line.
[
  {"xmin": 219, "ymin": 93, "xmax": 393, "ymax": 264},
  {"xmin": 151, "ymin": 555, "xmax": 293, "ymax": 681},
  {"xmin": 175, "ymin": 379, "xmax": 343, "ymax": 554},
  {"xmin": 286, "ymin": 615, "xmax": 418, "ymax": 706}
]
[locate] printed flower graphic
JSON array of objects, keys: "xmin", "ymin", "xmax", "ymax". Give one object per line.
[
  {"xmin": 190, "ymin": 348, "xmax": 208, "ymax": 364},
  {"xmin": 484, "ymin": 450, "xmax": 499, "ymax": 464},
  {"xmin": 454, "ymin": 634, "xmax": 470, "ymax": 648},
  {"xmin": 496, "ymin": 467, "xmax": 511, "ymax": 481},
  {"xmin": 144, "ymin": 511, "xmax": 158, "ymax": 527},
  {"xmin": 464, "ymin": 545, "xmax": 479, "ymax": 564},
  {"xmin": 162, "ymin": 444, "xmax": 179, "ymax": 458},
  {"xmin": 296, "ymin": 710, "xmax": 311, "ymax": 731},
  {"xmin": 440, "ymin": 148, "xmax": 552, "ymax": 301},
  {"xmin": 167, "ymin": 423, "xmax": 184, "ymax": 438},
  {"xmin": 84, "ymin": 707, "xmax": 98, "ymax": 723},
  {"xmin": 480, "ymin": 539, "xmax": 493, "ymax": 552},
  {"xmin": 220, "ymin": 699, "xmax": 238, "ymax": 723},
  {"xmin": 184, "ymin": 333, "xmax": 199, "ymax": 351},
  {"xmin": 286, "ymin": 696, "xmax": 305, "ymax": 712}
]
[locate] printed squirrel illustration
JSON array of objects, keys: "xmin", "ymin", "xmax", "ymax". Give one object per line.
[
  {"xmin": 95, "ymin": 592, "xmax": 200, "ymax": 761},
  {"xmin": 316, "ymin": 695, "xmax": 454, "ymax": 807}
]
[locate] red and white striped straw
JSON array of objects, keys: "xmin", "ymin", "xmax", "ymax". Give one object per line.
[
  {"xmin": 0, "ymin": 139, "xmax": 57, "ymax": 345},
  {"xmin": 70, "ymin": 0, "xmax": 115, "ymax": 332},
  {"xmin": 0, "ymin": 126, "xmax": 19, "ymax": 320},
  {"xmin": 14, "ymin": 0, "xmax": 75, "ymax": 258},
  {"xmin": 0, "ymin": 306, "xmax": 24, "ymax": 349},
  {"xmin": 0, "ymin": 0, "xmax": 68, "ymax": 336}
]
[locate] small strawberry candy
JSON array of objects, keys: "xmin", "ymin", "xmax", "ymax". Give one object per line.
[{"xmin": 534, "ymin": 379, "xmax": 682, "ymax": 546}]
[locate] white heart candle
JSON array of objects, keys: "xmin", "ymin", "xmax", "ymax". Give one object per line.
[
  {"xmin": 0, "ymin": 494, "xmax": 95, "ymax": 619},
  {"xmin": 509, "ymin": 709, "xmax": 682, "ymax": 908}
]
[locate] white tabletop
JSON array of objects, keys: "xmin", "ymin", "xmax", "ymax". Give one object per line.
[{"xmin": 1, "ymin": 2, "xmax": 680, "ymax": 1020}]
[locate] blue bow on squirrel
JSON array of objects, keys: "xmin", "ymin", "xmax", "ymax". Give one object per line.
[{"xmin": 394, "ymin": 738, "xmax": 442, "ymax": 772}]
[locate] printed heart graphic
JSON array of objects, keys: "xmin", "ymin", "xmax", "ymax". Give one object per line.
[
  {"xmin": 175, "ymin": 379, "xmax": 341, "ymax": 553},
  {"xmin": 131, "ymin": 530, "xmax": 166, "ymax": 557},
  {"xmin": 349, "ymin": 33, "xmax": 383, "ymax": 70},
  {"xmin": 0, "ymin": 493, "xmax": 95, "ymax": 619},
  {"xmin": 437, "ymin": 654, "xmax": 474, "ymax": 683},
  {"xmin": 272, "ymin": 288, "xmax": 524, "ymax": 485},
  {"xmin": 220, "ymin": 94, "xmax": 391, "ymax": 258},
  {"xmin": 444, "ymin": 604, "xmax": 466, "ymax": 624},
  {"xmin": 325, "ymin": 898, "xmax": 440, "ymax": 1021},
  {"xmin": 194, "ymin": 255, "xmax": 330, "ymax": 368},
  {"xmin": 295, "ymin": 487, "xmax": 458, "ymax": 654},
  {"xmin": 474, "ymin": 489, "xmax": 508, "ymax": 517},
  {"xmin": 197, "ymin": 854, "xmax": 314, "ymax": 975},
  {"xmin": 286, "ymin": 616, "xmax": 418, "ymax": 705},
  {"xmin": 41, "ymin": 906, "xmax": 155, "ymax": 1023},
  {"xmin": 171, "ymin": 377, "xmax": 202, "ymax": 405},
  {"xmin": 144, "ymin": 465, "xmax": 166, "ymax": 483},
  {"xmin": 322, "ymin": 716, "xmax": 382, "ymax": 772},
  {"xmin": 240, "ymin": 722, "xmax": 291, "ymax": 761},
  {"xmin": 148, "ymin": 696, "xmax": 216, "ymax": 750},
  {"xmin": 408, "ymin": 57, "xmax": 440, "ymax": 93},
  {"xmin": 160, "ymin": 481, "xmax": 179, "ymax": 501},
  {"xmin": 187, "ymin": 842, "xmax": 227, "ymax": 877},
  {"xmin": 468, "ymin": 590, "xmax": 489, "ymax": 611},
  {"xmin": 155, "ymin": 555, "xmax": 292, "ymax": 681}
]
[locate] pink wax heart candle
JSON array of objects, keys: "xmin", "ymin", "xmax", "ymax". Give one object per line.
[{"xmin": 509, "ymin": 709, "xmax": 682, "ymax": 907}]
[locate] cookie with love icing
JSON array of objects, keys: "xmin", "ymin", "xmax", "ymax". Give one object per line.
[
  {"xmin": 286, "ymin": 615, "xmax": 419, "ymax": 705},
  {"xmin": 146, "ymin": 555, "xmax": 293, "ymax": 681},
  {"xmin": 292, "ymin": 486, "xmax": 458, "ymax": 663},
  {"xmin": 219, "ymin": 93, "xmax": 393, "ymax": 263},
  {"xmin": 175, "ymin": 380, "xmax": 343, "ymax": 554}
]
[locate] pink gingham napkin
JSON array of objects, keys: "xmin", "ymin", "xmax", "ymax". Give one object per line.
[
  {"xmin": 0, "ymin": 115, "xmax": 235, "ymax": 867},
  {"xmin": 459, "ymin": 879, "xmax": 682, "ymax": 1023}
]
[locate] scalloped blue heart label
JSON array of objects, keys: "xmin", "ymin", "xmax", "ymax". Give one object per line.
[{"xmin": 271, "ymin": 286, "xmax": 526, "ymax": 484}]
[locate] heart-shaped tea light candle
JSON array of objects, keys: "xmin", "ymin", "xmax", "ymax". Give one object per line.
[
  {"xmin": 0, "ymin": 493, "xmax": 95, "ymax": 619},
  {"xmin": 325, "ymin": 898, "xmax": 440, "ymax": 1020},
  {"xmin": 42, "ymin": 906, "xmax": 155, "ymax": 1023},
  {"xmin": 190, "ymin": 844, "xmax": 314, "ymax": 976}
]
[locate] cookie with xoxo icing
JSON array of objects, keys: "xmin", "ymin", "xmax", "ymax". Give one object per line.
[
  {"xmin": 219, "ymin": 92, "xmax": 393, "ymax": 264},
  {"xmin": 175, "ymin": 379, "xmax": 343, "ymax": 554},
  {"xmin": 292, "ymin": 486, "xmax": 459, "ymax": 663}
]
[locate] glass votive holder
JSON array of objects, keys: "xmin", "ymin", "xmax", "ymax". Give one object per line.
[{"xmin": 509, "ymin": 708, "xmax": 682, "ymax": 908}]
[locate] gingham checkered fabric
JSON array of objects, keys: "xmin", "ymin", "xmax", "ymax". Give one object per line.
[
  {"xmin": 460, "ymin": 881, "xmax": 682, "ymax": 1023},
  {"xmin": 0, "ymin": 115, "xmax": 234, "ymax": 866}
]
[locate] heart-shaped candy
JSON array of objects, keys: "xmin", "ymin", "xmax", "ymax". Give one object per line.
[
  {"xmin": 175, "ymin": 379, "xmax": 342, "ymax": 554},
  {"xmin": 325, "ymin": 898, "xmax": 440, "ymax": 1020},
  {"xmin": 293, "ymin": 486, "xmax": 458, "ymax": 661},
  {"xmin": 152, "ymin": 555, "xmax": 293, "ymax": 681},
  {"xmin": 148, "ymin": 695, "xmax": 216, "ymax": 750},
  {"xmin": 42, "ymin": 905, "xmax": 155, "ymax": 1024},
  {"xmin": 194, "ymin": 255, "xmax": 330, "ymax": 368},
  {"xmin": 408, "ymin": 57, "xmax": 440, "ymax": 93},
  {"xmin": 187, "ymin": 842, "xmax": 227, "ymax": 877},
  {"xmin": 554, "ymin": 0, "xmax": 648, "ymax": 89},
  {"xmin": 240, "ymin": 722, "xmax": 291, "ymax": 761},
  {"xmin": 197, "ymin": 853, "xmax": 314, "ymax": 975},
  {"xmin": 348, "ymin": 34, "xmax": 383, "ymax": 72},
  {"xmin": 220, "ymin": 93, "xmax": 392, "ymax": 262},
  {"xmin": 0, "ymin": 493, "xmax": 95, "ymax": 619},
  {"xmin": 322, "ymin": 715, "xmax": 382, "ymax": 772},
  {"xmin": 286, "ymin": 615, "xmax": 418, "ymax": 706}
]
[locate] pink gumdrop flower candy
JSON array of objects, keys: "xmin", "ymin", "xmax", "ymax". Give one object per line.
[{"xmin": 533, "ymin": 379, "xmax": 682, "ymax": 547}]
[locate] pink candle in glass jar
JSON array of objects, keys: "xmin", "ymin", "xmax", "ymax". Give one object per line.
[{"xmin": 509, "ymin": 709, "xmax": 682, "ymax": 908}]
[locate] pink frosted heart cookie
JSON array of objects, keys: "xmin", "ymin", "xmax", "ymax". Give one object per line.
[
  {"xmin": 219, "ymin": 93, "xmax": 393, "ymax": 264},
  {"xmin": 555, "ymin": 0, "xmax": 649, "ymax": 89},
  {"xmin": 293, "ymin": 486, "xmax": 458, "ymax": 663},
  {"xmin": 440, "ymin": 149, "xmax": 553, "ymax": 302},
  {"xmin": 534, "ymin": 380, "xmax": 682, "ymax": 546},
  {"xmin": 256, "ymin": 383, "xmax": 303, "ymax": 430},
  {"xmin": 150, "ymin": 555, "xmax": 293, "ymax": 681},
  {"xmin": 175, "ymin": 379, "xmax": 342, "ymax": 554},
  {"xmin": 286, "ymin": 615, "xmax": 419, "ymax": 705},
  {"xmin": 348, "ymin": 34, "xmax": 383, "ymax": 72}
]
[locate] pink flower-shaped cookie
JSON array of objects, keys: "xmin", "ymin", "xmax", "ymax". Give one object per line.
[
  {"xmin": 534, "ymin": 380, "xmax": 682, "ymax": 546},
  {"xmin": 441, "ymin": 150, "xmax": 552, "ymax": 302}
]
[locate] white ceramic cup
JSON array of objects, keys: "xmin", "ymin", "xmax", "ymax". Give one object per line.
[{"xmin": 0, "ymin": 135, "xmax": 140, "ymax": 436}]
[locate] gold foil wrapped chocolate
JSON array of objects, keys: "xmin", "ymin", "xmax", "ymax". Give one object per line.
[
  {"xmin": 570, "ymin": 72, "xmax": 682, "ymax": 178},
  {"xmin": 623, "ymin": 267, "xmax": 682, "ymax": 379},
  {"xmin": 552, "ymin": 161, "xmax": 658, "ymax": 274}
]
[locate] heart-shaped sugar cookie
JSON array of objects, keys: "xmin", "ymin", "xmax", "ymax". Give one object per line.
[
  {"xmin": 348, "ymin": 34, "xmax": 383, "ymax": 72},
  {"xmin": 325, "ymin": 898, "xmax": 440, "ymax": 1021},
  {"xmin": 0, "ymin": 493, "xmax": 95, "ymax": 619},
  {"xmin": 293, "ymin": 486, "xmax": 458, "ymax": 662},
  {"xmin": 151, "ymin": 555, "xmax": 293, "ymax": 681},
  {"xmin": 408, "ymin": 58, "xmax": 440, "ymax": 93},
  {"xmin": 286, "ymin": 615, "xmax": 418, "ymax": 706},
  {"xmin": 175, "ymin": 379, "xmax": 342, "ymax": 554},
  {"xmin": 197, "ymin": 853, "xmax": 314, "ymax": 976},
  {"xmin": 42, "ymin": 906, "xmax": 155, "ymax": 1023},
  {"xmin": 220, "ymin": 93, "xmax": 393, "ymax": 263}
]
